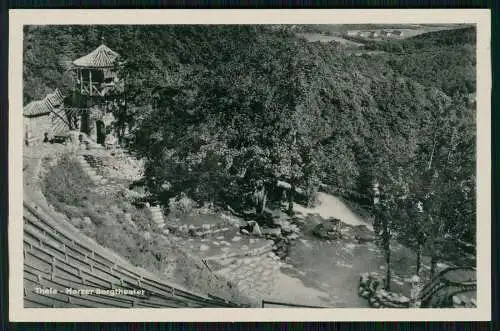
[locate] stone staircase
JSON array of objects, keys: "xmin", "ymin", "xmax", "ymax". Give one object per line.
[
  {"xmin": 77, "ymin": 155, "xmax": 106, "ymax": 185},
  {"xmin": 148, "ymin": 205, "xmax": 169, "ymax": 235}
]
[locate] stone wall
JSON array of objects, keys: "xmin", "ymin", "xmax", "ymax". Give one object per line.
[
  {"xmin": 24, "ymin": 114, "xmax": 54, "ymax": 145},
  {"xmin": 358, "ymin": 272, "xmax": 410, "ymax": 308}
]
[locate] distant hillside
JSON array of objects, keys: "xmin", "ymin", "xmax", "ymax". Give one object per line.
[
  {"xmin": 296, "ymin": 24, "xmax": 424, "ymax": 34},
  {"xmin": 364, "ymin": 26, "xmax": 476, "ymax": 95},
  {"xmin": 397, "ymin": 26, "xmax": 476, "ymax": 50},
  {"xmin": 365, "ymin": 26, "xmax": 475, "ymax": 52}
]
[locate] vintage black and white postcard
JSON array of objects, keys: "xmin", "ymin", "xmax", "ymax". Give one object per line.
[{"xmin": 8, "ymin": 9, "xmax": 491, "ymax": 321}]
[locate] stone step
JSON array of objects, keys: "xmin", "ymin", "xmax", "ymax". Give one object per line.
[
  {"xmin": 150, "ymin": 212, "xmax": 163, "ymax": 217},
  {"xmin": 153, "ymin": 219, "xmax": 164, "ymax": 225},
  {"xmin": 150, "ymin": 212, "xmax": 162, "ymax": 216},
  {"xmin": 151, "ymin": 211, "xmax": 163, "ymax": 217}
]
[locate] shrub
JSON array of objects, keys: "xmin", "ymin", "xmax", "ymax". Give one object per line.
[
  {"xmin": 42, "ymin": 154, "xmax": 94, "ymax": 206},
  {"xmin": 168, "ymin": 193, "xmax": 197, "ymax": 217}
]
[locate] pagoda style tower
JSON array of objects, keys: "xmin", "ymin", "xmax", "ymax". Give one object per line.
[
  {"xmin": 72, "ymin": 42, "xmax": 121, "ymax": 97},
  {"xmin": 70, "ymin": 41, "xmax": 125, "ymax": 146}
]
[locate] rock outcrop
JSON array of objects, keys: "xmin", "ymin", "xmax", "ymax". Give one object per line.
[
  {"xmin": 353, "ymin": 225, "xmax": 376, "ymax": 243},
  {"xmin": 358, "ymin": 272, "xmax": 410, "ymax": 308},
  {"xmin": 312, "ymin": 217, "xmax": 342, "ymax": 240}
]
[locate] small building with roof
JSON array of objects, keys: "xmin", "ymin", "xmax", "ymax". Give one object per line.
[
  {"xmin": 70, "ymin": 41, "xmax": 124, "ymax": 146},
  {"xmin": 72, "ymin": 42, "xmax": 123, "ymax": 97},
  {"xmin": 23, "ymin": 89, "xmax": 66, "ymax": 145}
]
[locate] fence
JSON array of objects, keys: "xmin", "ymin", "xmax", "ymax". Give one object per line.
[
  {"xmin": 418, "ymin": 267, "xmax": 476, "ymax": 308},
  {"xmin": 261, "ymin": 300, "xmax": 326, "ymax": 308}
]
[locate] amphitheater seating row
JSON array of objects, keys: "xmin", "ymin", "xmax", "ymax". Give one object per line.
[{"xmin": 23, "ymin": 201, "xmax": 247, "ymax": 308}]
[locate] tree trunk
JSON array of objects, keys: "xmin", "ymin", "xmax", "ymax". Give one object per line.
[
  {"xmin": 254, "ymin": 187, "xmax": 266, "ymax": 215},
  {"xmin": 427, "ymin": 134, "xmax": 438, "ymax": 170},
  {"xmin": 382, "ymin": 216, "xmax": 391, "ymax": 290},
  {"xmin": 416, "ymin": 243, "xmax": 422, "ymax": 276},
  {"xmin": 288, "ymin": 181, "xmax": 295, "ymax": 215},
  {"xmin": 430, "ymin": 255, "xmax": 437, "ymax": 278}
]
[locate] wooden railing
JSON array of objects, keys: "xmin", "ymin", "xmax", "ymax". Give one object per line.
[
  {"xmin": 418, "ymin": 267, "xmax": 476, "ymax": 308},
  {"xmin": 261, "ymin": 300, "xmax": 326, "ymax": 308}
]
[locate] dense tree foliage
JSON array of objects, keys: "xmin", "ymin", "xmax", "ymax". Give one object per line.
[
  {"xmin": 365, "ymin": 26, "xmax": 476, "ymax": 96},
  {"xmin": 24, "ymin": 25, "xmax": 476, "ymax": 273}
]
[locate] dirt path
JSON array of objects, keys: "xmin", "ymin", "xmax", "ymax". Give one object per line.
[{"xmin": 294, "ymin": 192, "xmax": 373, "ymax": 230}]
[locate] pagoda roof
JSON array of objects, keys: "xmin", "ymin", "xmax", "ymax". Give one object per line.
[
  {"xmin": 24, "ymin": 89, "xmax": 65, "ymax": 117},
  {"xmin": 73, "ymin": 44, "xmax": 120, "ymax": 68}
]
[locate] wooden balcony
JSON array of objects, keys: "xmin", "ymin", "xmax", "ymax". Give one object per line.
[{"xmin": 77, "ymin": 80, "xmax": 117, "ymax": 97}]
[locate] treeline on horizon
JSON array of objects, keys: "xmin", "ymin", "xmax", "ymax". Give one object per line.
[{"xmin": 23, "ymin": 25, "xmax": 477, "ymax": 275}]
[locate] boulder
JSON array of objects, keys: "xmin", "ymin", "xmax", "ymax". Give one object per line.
[
  {"xmin": 305, "ymin": 214, "xmax": 325, "ymax": 225},
  {"xmin": 82, "ymin": 216, "xmax": 92, "ymax": 226},
  {"xmin": 354, "ymin": 226, "xmax": 376, "ymax": 243},
  {"xmin": 200, "ymin": 244, "xmax": 210, "ymax": 251},
  {"xmin": 290, "ymin": 224, "xmax": 301, "ymax": 233},
  {"xmin": 240, "ymin": 220, "xmax": 263, "ymax": 236},
  {"xmin": 374, "ymin": 291, "xmax": 410, "ymax": 308},
  {"xmin": 240, "ymin": 229, "xmax": 250, "ymax": 235},
  {"xmin": 124, "ymin": 213, "xmax": 133, "ymax": 222},
  {"xmin": 70, "ymin": 217, "xmax": 82, "ymax": 226},
  {"xmin": 312, "ymin": 218, "xmax": 342, "ymax": 240},
  {"xmin": 291, "ymin": 216, "xmax": 305, "ymax": 226},
  {"xmin": 240, "ymin": 220, "xmax": 254, "ymax": 233},
  {"xmin": 252, "ymin": 223, "xmax": 262, "ymax": 236},
  {"xmin": 287, "ymin": 233, "xmax": 299, "ymax": 240},
  {"xmin": 268, "ymin": 209, "xmax": 283, "ymax": 220},
  {"xmin": 262, "ymin": 227, "xmax": 282, "ymax": 238},
  {"xmin": 281, "ymin": 224, "xmax": 293, "ymax": 235}
]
